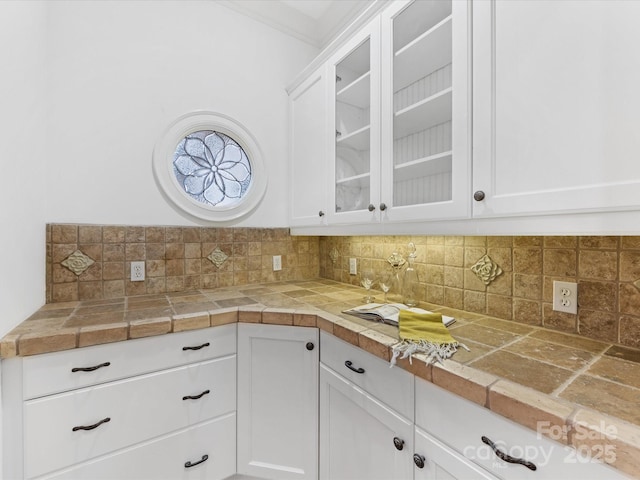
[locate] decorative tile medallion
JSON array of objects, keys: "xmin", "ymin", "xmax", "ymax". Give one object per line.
[
  {"xmin": 471, "ymin": 254, "xmax": 503, "ymax": 286},
  {"xmin": 387, "ymin": 251, "xmax": 406, "ymax": 268},
  {"xmin": 207, "ymin": 247, "xmax": 229, "ymax": 268},
  {"xmin": 61, "ymin": 250, "xmax": 95, "ymax": 276},
  {"xmin": 329, "ymin": 247, "xmax": 340, "ymax": 265}
]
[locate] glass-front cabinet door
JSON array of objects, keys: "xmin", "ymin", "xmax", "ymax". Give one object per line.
[
  {"xmin": 328, "ymin": 18, "xmax": 381, "ymax": 224},
  {"xmin": 380, "ymin": 0, "xmax": 470, "ymax": 222}
]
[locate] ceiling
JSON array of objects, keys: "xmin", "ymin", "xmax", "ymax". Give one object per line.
[{"xmin": 217, "ymin": 0, "xmax": 377, "ymax": 49}]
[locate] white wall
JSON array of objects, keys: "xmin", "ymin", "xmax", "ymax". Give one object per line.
[
  {"xmin": 45, "ymin": 0, "xmax": 318, "ymax": 227},
  {"xmin": 0, "ymin": 0, "xmax": 48, "ymax": 473},
  {"xmin": 0, "ymin": 1, "xmax": 48, "ymax": 336}
]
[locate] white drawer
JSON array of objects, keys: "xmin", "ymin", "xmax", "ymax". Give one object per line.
[
  {"xmin": 24, "ymin": 356, "xmax": 236, "ymax": 478},
  {"xmin": 23, "ymin": 324, "xmax": 236, "ymax": 399},
  {"xmin": 415, "ymin": 377, "xmax": 629, "ymax": 480},
  {"xmin": 320, "ymin": 331, "xmax": 414, "ymax": 420},
  {"xmin": 42, "ymin": 413, "xmax": 236, "ymax": 480}
]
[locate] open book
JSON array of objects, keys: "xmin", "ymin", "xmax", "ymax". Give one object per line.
[{"xmin": 343, "ymin": 303, "xmax": 455, "ymax": 327}]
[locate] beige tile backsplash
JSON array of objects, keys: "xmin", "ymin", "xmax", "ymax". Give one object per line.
[
  {"xmin": 47, "ymin": 224, "xmax": 319, "ymax": 304},
  {"xmin": 318, "ymin": 235, "xmax": 640, "ymax": 349},
  {"xmin": 46, "ymin": 226, "xmax": 639, "ymax": 348}
]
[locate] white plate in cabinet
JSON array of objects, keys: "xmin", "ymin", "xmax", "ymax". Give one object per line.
[
  {"xmin": 24, "ymin": 356, "xmax": 236, "ymax": 479},
  {"xmin": 319, "ymin": 331, "xmax": 413, "ymax": 419},
  {"xmin": 319, "ymin": 365, "xmax": 413, "ymax": 480},
  {"xmin": 23, "ymin": 324, "xmax": 236, "ymax": 400},
  {"xmin": 415, "ymin": 377, "xmax": 631, "ymax": 480},
  {"xmin": 43, "ymin": 413, "xmax": 236, "ymax": 480}
]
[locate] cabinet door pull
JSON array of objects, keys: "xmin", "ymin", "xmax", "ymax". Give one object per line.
[
  {"xmin": 368, "ymin": 203, "xmax": 376, "ymax": 212},
  {"xmin": 182, "ymin": 342, "xmax": 210, "ymax": 351},
  {"xmin": 379, "ymin": 203, "xmax": 387, "ymax": 211},
  {"xmin": 182, "ymin": 389, "xmax": 210, "ymax": 401},
  {"xmin": 71, "ymin": 361, "xmax": 110, "ymax": 373},
  {"xmin": 72, "ymin": 417, "xmax": 111, "ymax": 432},
  {"xmin": 481, "ymin": 436, "xmax": 537, "ymax": 471},
  {"xmin": 474, "ymin": 190, "xmax": 486, "ymax": 201},
  {"xmin": 318, "ymin": 210, "xmax": 325, "ymax": 217},
  {"xmin": 393, "ymin": 437, "xmax": 405, "ymax": 451},
  {"xmin": 306, "ymin": 342, "xmax": 315, "ymax": 351},
  {"xmin": 413, "ymin": 454, "xmax": 425, "ymax": 469},
  {"xmin": 344, "ymin": 360, "xmax": 365, "ymax": 374},
  {"xmin": 184, "ymin": 454, "xmax": 209, "ymax": 468}
]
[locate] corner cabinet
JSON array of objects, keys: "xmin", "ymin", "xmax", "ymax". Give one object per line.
[
  {"xmin": 472, "ymin": 0, "xmax": 640, "ymax": 218},
  {"xmin": 237, "ymin": 324, "xmax": 319, "ymax": 480}
]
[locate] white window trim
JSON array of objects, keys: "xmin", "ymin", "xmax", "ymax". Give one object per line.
[{"xmin": 153, "ymin": 111, "xmax": 267, "ymax": 222}]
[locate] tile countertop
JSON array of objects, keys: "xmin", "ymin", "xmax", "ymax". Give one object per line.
[{"xmin": 1, "ymin": 279, "xmax": 639, "ymax": 478}]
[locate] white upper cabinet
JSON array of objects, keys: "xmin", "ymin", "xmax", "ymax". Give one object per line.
[
  {"xmin": 289, "ymin": 65, "xmax": 329, "ymax": 227},
  {"xmin": 328, "ymin": 18, "xmax": 381, "ymax": 224},
  {"xmin": 473, "ymin": 0, "xmax": 640, "ymax": 218},
  {"xmin": 380, "ymin": 0, "xmax": 471, "ymax": 223},
  {"xmin": 324, "ymin": 0, "xmax": 471, "ymax": 226}
]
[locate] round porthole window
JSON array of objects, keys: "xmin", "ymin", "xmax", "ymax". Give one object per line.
[{"xmin": 153, "ymin": 111, "xmax": 267, "ymax": 222}]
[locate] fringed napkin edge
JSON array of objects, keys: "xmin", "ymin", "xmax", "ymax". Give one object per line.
[{"xmin": 390, "ymin": 339, "xmax": 470, "ymax": 367}]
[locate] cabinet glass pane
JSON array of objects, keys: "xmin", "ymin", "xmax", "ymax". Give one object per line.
[
  {"xmin": 392, "ymin": 0, "xmax": 453, "ymax": 207},
  {"xmin": 335, "ymin": 39, "xmax": 371, "ymax": 214}
]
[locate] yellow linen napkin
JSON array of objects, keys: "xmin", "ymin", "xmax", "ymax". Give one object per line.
[{"xmin": 391, "ymin": 310, "xmax": 468, "ymax": 366}]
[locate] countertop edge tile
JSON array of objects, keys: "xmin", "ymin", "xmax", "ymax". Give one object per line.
[
  {"xmin": 570, "ymin": 408, "xmax": 640, "ymax": 476},
  {"xmin": 488, "ymin": 379, "xmax": 575, "ymax": 444},
  {"xmin": 128, "ymin": 316, "xmax": 172, "ymax": 339},
  {"xmin": 432, "ymin": 362, "xmax": 497, "ymax": 407}
]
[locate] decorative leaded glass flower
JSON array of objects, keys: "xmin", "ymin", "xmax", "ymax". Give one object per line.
[{"xmin": 173, "ymin": 130, "xmax": 252, "ymax": 207}]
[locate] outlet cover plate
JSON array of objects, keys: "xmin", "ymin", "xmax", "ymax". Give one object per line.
[
  {"xmin": 552, "ymin": 280, "xmax": 577, "ymax": 314},
  {"xmin": 272, "ymin": 255, "xmax": 282, "ymax": 271},
  {"xmin": 349, "ymin": 258, "xmax": 357, "ymax": 275},
  {"xmin": 131, "ymin": 261, "xmax": 145, "ymax": 282}
]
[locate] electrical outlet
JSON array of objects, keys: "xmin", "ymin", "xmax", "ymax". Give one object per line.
[
  {"xmin": 272, "ymin": 255, "xmax": 282, "ymax": 271},
  {"xmin": 131, "ymin": 261, "xmax": 145, "ymax": 282},
  {"xmin": 349, "ymin": 258, "xmax": 357, "ymax": 275},
  {"xmin": 552, "ymin": 280, "xmax": 577, "ymax": 314}
]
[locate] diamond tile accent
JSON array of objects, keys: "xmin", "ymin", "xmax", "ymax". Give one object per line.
[
  {"xmin": 207, "ymin": 247, "xmax": 229, "ymax": 268},
  {"xmin": 61, "ymin": 250, "xmax": 95, "ymax": 276},
  {"xmin": 329, "ymin": 247, "xmax": 339, "ymax": 265},
  {"xmin": 471, "ymin": 254, "xmax": 503, "ymax": 285}
]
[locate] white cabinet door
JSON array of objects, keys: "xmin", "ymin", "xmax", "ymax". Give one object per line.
[
  {"xmin": 473, "ymin": 0, "xmax": 640, "ymax": 218},
  {"xmin": 414, "ymin": 427, "xmax": 497, "ymax": 480},
  {"xmin": 289, "ymin": 65, "xmax": 329, "ymax": 227},
  {"xmin": 237, "ymin": 324, "xmax": 319, "ymax": 480},
  {"xmin": 328, "ymin": 17, "xmax": 382, "ymax": 224},
  {"xmin": 319, "ymin": 365, "xmax": 413, "ymax": 480},
  {"xmin": 45, "ymin": 414, "xmax": 236, "ymax": 480},
  {"xmin": 380, "ymin": 0, "xmax": 472, "ymax": 223}
]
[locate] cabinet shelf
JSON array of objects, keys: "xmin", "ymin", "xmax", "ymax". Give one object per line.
[
  {"xmin": 337, "ymin": 124, "xmax": 370, "ymax": 151},
  {"xmin": 394, "ymin": 151, "xmax": 452, "ymax": 183},
  {"xmin": 394, "ymin": 16, "xmax": 452, "ymax": 93},
  {"xmin": 394, "ymin": 88, "xmax": 452, "ymax": 139},
  {"xmin": 337, "ymin": 71, "xmax": 371, "ymax": 109},
  {"xmin": 336, "ymin": 171, "xmax": 371, "ymax": 187}
]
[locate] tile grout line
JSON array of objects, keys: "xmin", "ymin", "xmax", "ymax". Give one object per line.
[{"xmin": 550, "ymin": 353, "xmax": 603, "ymax": 397}]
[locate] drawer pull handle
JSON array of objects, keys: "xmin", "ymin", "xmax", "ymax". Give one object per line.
[
  {"xmin": 344, "ymin": 360, "xmax": 365, "ymax": 374},
  {"xmin": 71, "ymin": 362, "xmax": 110, "ymax": 373},
  {"xmin": 481, "ymin": 436, "xmax": 537, "ymax": 471},
  {"xmin": 72, "ymin": 417, "xmax": 111, "ymax": 432},
  {"xmin": 182, "ymin": 342, "xmax": 210, "ymax": 351},
  {"xmin": 182, "ymin": 389, "xmax": 210, "ymax": 401},
  {"xmin": 393, "ymin": 437, "xmax": 404, "ymax": 451},
  {"xmin": 185, "ymin": 454, "xmax": 209, "ymax": 468},
  {"xmin": 413, "ymin": 454, "xmax": 425, "ymax": 469}
]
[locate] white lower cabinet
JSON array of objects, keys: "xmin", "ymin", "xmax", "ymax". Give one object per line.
[
  {"xmin": 2, "ymin": 325, "xmax": 237, "ymax": 480},
  {"xmin": 237, "ymin": 323, "xmax": 319, "ymax": 480},
  {"xmin": 415, "ymin": 377, "xmax": 630, "ymax": 480},
  {"xmin": 319, "ymin": 365, "xmax": 414, "ymax": 480},
  {"xmin": 414, "ymin": 427, "xmax": 497, "ymax": 480},
  {"xmin": 42, "ymin": 413, "xmax": 236, "ymax": 480}
]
